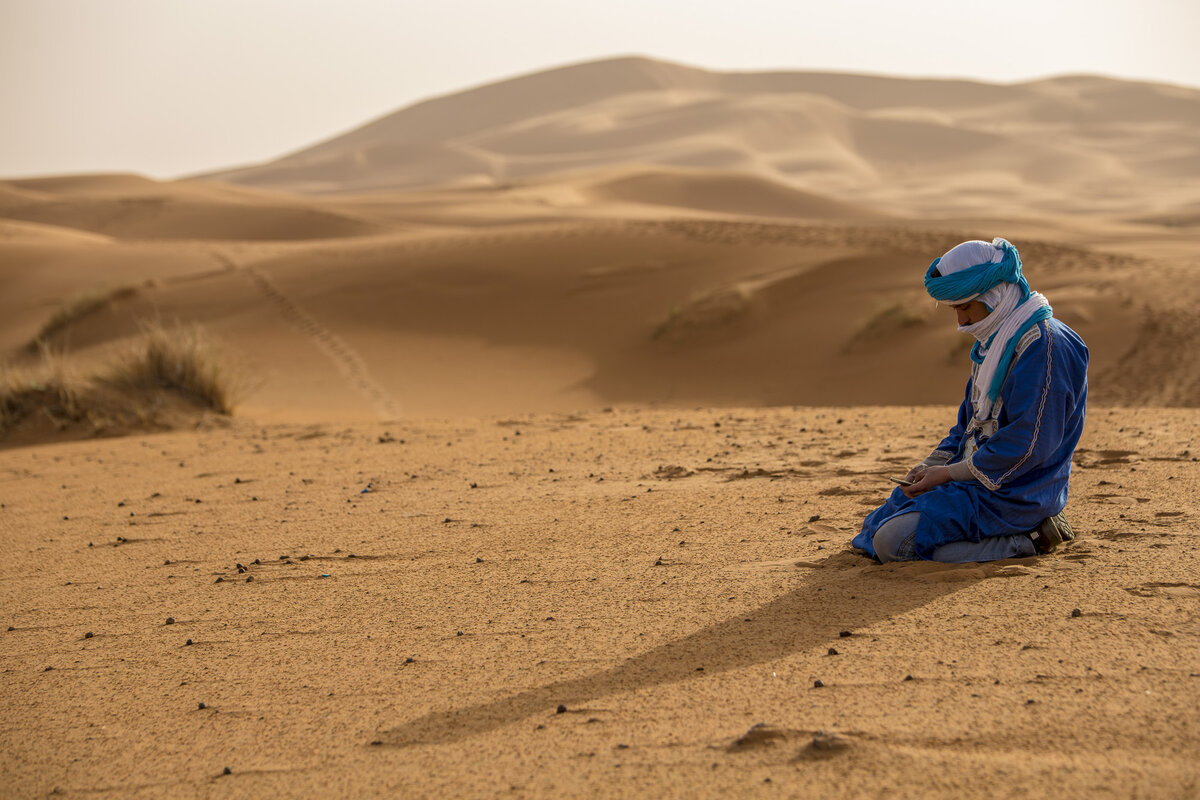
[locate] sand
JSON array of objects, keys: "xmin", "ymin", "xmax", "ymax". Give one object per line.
[
  {"xmin": 2, "ymin": 407, "xmax": 1199, "ymax": 797},
  {"xmin": 3, "ymin": 55, "xmax": 1200, "ymax": 797}
]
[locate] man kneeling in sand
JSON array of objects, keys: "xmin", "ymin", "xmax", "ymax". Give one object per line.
[{"xmin": 853, "ymin": 238, "xmax": 1088, "ymax": 563}]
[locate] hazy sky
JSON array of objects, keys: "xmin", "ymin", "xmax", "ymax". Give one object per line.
[{"xmin": 2, "ymin": 0, "xmax": 1197, "ymax": 179}]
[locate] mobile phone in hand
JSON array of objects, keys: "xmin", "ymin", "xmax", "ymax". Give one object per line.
[{"xmin": 888, "ymin": 476, "xmax": 914, "ymax": 486}]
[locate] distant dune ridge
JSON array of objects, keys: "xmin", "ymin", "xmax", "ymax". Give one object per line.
[
  {"xmin": 2, "ymin": 55, "xmax": 1199, "ymax": 426},
  {"xmin": 198, "ymin": 55, "xmax": 1200, "ymax": 217}
]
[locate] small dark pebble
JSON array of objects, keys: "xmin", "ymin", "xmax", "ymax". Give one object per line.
[
  {"xmin": 7, "ymin": 626, "xmax": 14, "ymax": 631},
  {"xmin": 654, "ymin": 558, "xmax": 663, "ymax": 566},
  {"xmin": 88, "ymin": 542, "xmax": 93, "ymax": 547},
  {"xmin": 198, "ymin": 702, "xmax": 207, "ymax": 709},
  {"xmin": 475, "ymin": 557, "xmax": 483, "ymax": 563},
  {"xmin": 44, "ymin": 666, "xmax": 53, "ymax": 671},
  {"xmin": 404, "ymin": 657, "xmax": 415, "ymax": 664},
  {"xmin": 813, "ymin": 679, "xmax": 824, "ymax": 688},
  {"xmin": 827, "ymin": 647, "xmax": 838, "ymax": 656},
  {"xmin": 185, "ymin": 639, "xmax": 193, "ymax": 646},
  {"xmin": 696, "ymin": 667, "xmax": 704, "ymax": 672},
  {"xmin": 164, "ymin": 559, "xmax": 170, "ymax": 565},
  {"xmin": 808, "ymin": 515, "xmax": 821, "ymax": 522},
  {"xmin": 1026, "ymin": 699, "xmax": 1036, "ymax": 705},
  {"xmin": 1071, "ymin": 608, "xmax": 1082, "ymax": 618},
  {"xmin": 223, "ymin": 767, "xmax": 231, "ymax": 775},
  {"xmin": 839, "ymin": 630, "xmax": 852, "ymax": 637},
  {"xmin": 84, "ymin": 632, "xmax": 94, "ymax": 639},
  {"xmin": 370, "ymin": 740, "xmax": 382, "ymax": 746},
  {"xmin": 556, "ymin": 704, "xmax": 567, "ymax": 714},
  {"xmin": 456, "ymin": 631, "xmax": 464, "ymax": 636},
  {"xmin": 165, "ymin": 617, "xmax": 175, "ymax": 625},
  {"xmin": 214, "ymin": 577, "xmax": 224, "ymax": 583},
  {"xmin": 246, "ymin": 576, "xmax": 253, "ymax": 583},
  {"xmin": 904, "ymin": 675, "xmax": 914, "ymax": 681}
]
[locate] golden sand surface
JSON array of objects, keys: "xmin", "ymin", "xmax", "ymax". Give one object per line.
[{"xmin": 2, "ymin": 406, "xmax": 1198, "ymax": 797}]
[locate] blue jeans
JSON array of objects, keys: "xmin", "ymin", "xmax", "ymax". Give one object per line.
[{"xmin": 873, "ymin": 512, "xmax": 1035, "ymax": 563}]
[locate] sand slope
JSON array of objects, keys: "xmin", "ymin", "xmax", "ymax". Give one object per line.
[{"xmin": 5, "ymin": 199, "xmax": 1196, "ymax": 420}]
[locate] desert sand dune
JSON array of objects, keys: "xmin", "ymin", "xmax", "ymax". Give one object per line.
[
  {"xmin": 5, "ymin": 213, "xmax": 1195, "ymax": 418},
  {"xmin": 0, "ymin": 175, "xmax": 388, "ymax": 241},
  {"xmin": 198, "ymin": 57, "xmax": 1200, "ymax": 219}
]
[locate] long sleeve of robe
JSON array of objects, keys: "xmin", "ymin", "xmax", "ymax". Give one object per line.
[{"xmin": 853, "ymin": 318, "xmax": 1089, "ymax": 560}]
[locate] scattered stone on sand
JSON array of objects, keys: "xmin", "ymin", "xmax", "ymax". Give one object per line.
[
  {"xmin": 165, "ymin": 617, "xmax": 175, "ymax": 625},
  {"xmin": 84, "ymin": 632, "xmax": 93, "ymax": 639},
  {"xmin": 827, "ymin": 647, "xmax": 838, "ymax": 656},
  {"xmin": 1072, "ymin": 608, "xmax": 1083, "ymax": 617},
  {"xmin": 557, "ymin": 704, "xmax": 567, "ymax": 714},
  {"xmin": 198, "ymin": 702, "xmax": 207, "ymax": 709},
  {"xmin": 813, "ymin": 679, "xmax": 825, "ymax": 688}
]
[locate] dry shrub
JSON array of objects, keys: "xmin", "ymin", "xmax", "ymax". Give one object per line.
[
  {"xmin": 845, "ymin": 298, "xmax": 930, "ymax": 352},
  {"xmin": 2, "ymin": 324, "xmax": 237, "ymax": 443},
  {"xmin": 27, "ymin": 285, "xmax": 139, "ymax": 352},
  {"xmin": 0, "ymin": 347, "xmax": 87, "ymax": 435},
  {"xmin": 653, "ymin": 284, "xmax": 755, "ymax": 342},
  {"xmin": 106, "ymin": 321, "xmax": 235, "ymax": 414}
]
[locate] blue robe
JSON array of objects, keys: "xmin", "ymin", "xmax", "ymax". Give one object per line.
[{"xmin": 853, "ymin": 318, "xmax": 1089, "ymax": 560}]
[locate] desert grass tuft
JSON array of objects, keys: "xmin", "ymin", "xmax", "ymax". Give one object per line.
[
  {"xmin": 26, "ymin": 285, "xmax": 140, "ymax": 352},
  {"xmin": 105, "ymin": 321, "xmax": 236, "ymax": 414},
  {"xmin": 844, "ymin": 298, "xmax": 930, "ymax": 352},
  {"xmin": 653, "ymin": 284, "xmax": 754, "ymax": 342},
  {"xmin": 0, "ymin": 347, "xmax": 86, "ymax": 435}
]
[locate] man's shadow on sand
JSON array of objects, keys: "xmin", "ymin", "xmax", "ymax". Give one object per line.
[{"xmin": 377, "ymin": 551, "xmax": 1028, "ymax": 748}]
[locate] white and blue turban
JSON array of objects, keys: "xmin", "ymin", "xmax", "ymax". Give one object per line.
[{"xmin": 925, "ymin": 238, "xmax": 1053, "ymax": 420}]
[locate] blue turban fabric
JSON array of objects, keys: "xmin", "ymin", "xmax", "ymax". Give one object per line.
[{"xmin": 923, "ymin": 239, "xmax": 1032, "ymax": 304}]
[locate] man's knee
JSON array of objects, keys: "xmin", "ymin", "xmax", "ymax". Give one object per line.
[{"xmin": 873, "ymin": 513, "xmax": 920, "ymax": 563}]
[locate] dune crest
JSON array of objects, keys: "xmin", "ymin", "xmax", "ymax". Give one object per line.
[{"xmin": 196, "ymin": 56, "xmax": 1200, "ymax": 219}]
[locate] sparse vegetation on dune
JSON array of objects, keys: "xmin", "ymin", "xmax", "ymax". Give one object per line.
[
  {"xmin": 1, "ymin": 323, "xmax": 237, "ymax": 443},
  {"xmin": 0, "ymin": 348, "xmax": 86, "ymax": 435},
  {"xmin": 105, "ymin": 321, "xmax": 236, "ymax": 415},
  {"xmin": 25, "ymin": 284, "xmax": 140, "ymax": 353},
  {"xmin": 844, "ymin": 298, "xmax": 931, "ymax": 352},
  {"xmin": 653, "ymin": 284, "xmax": 756, "ymax": 343}
]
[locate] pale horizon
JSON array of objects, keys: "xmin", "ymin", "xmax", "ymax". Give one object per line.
[{"xmin": 2, "ymin": 0, "xmax": 1198, "ymax": 180}]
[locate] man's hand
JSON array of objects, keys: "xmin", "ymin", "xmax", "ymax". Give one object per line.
[
  {"xmin": 904, "ymin": 464, "xmax": 929, "ymax": 483},
  {"xmin": 903, "ymin": 465, "xmax": 951, "ymax": 498}
]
